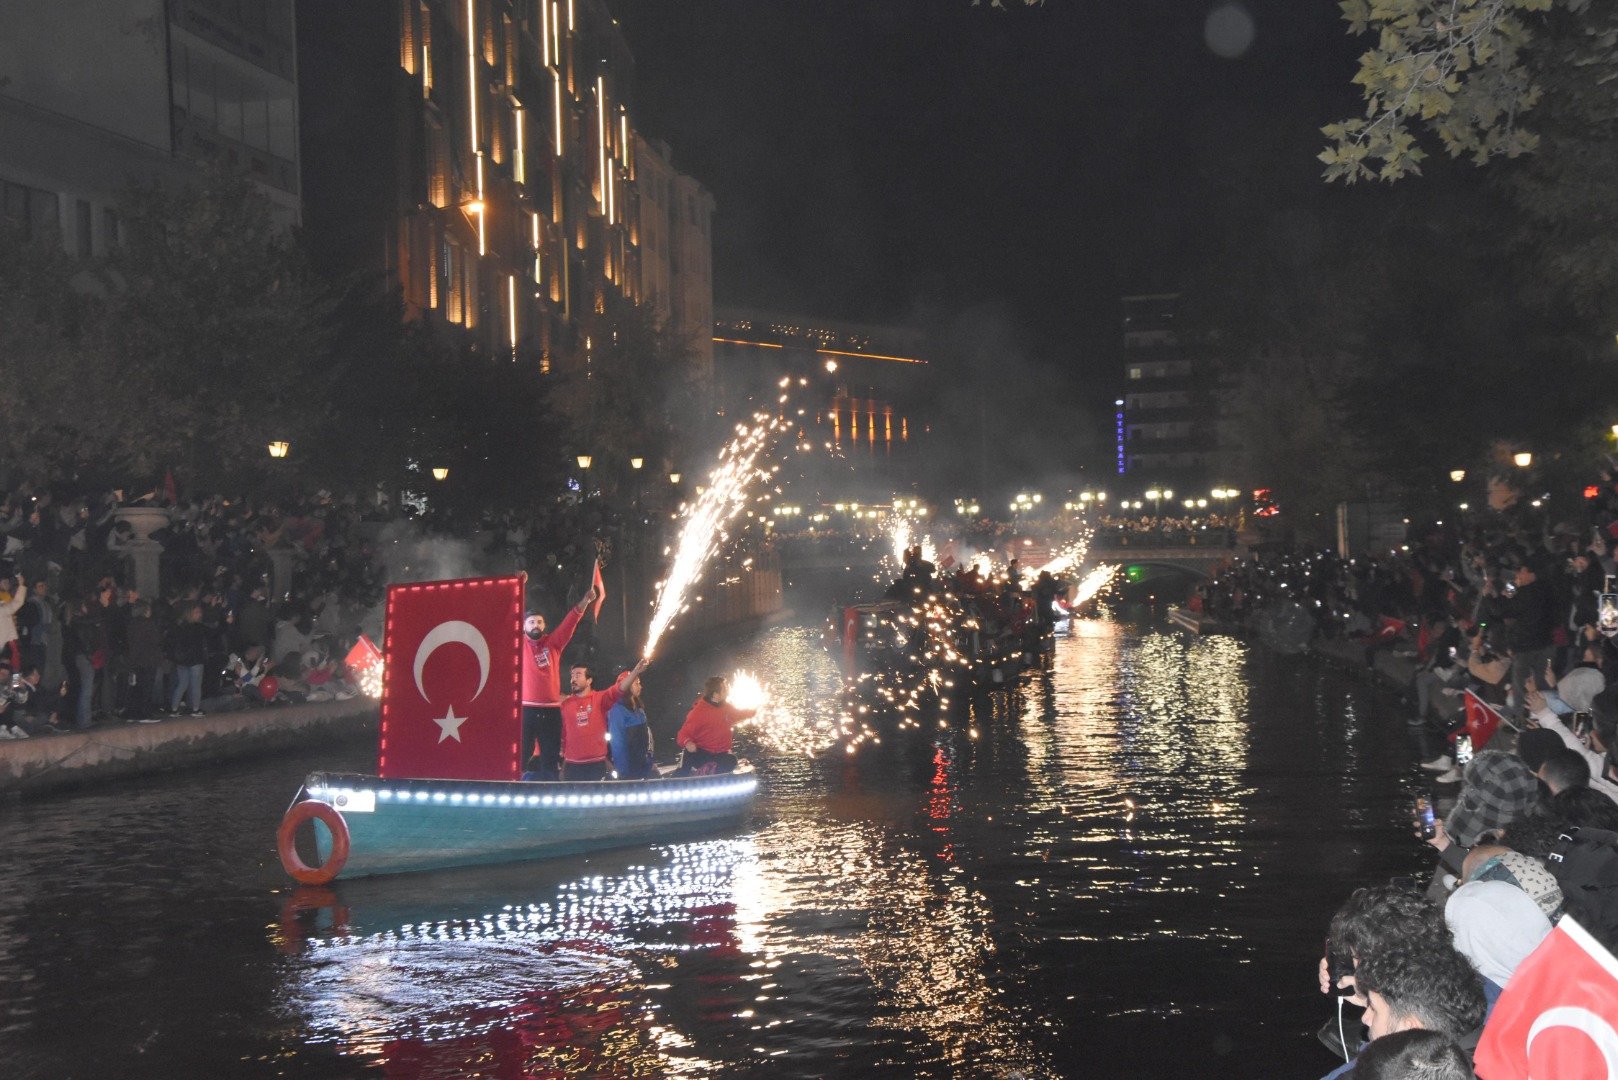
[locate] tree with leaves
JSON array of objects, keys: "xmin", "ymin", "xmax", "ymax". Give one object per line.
[{"xmin": 1321, "ymin": 0, "xmax": 1618, "ymax": 182}]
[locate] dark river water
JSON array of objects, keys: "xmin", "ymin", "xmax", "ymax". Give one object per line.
[{"xmin": 0, "ymin": 616, "xmax": 1431, "ymax": 1078}]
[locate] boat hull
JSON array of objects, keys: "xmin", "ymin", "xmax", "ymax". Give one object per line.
[{"xmin": 299, "ymin": 766, "xmax": 758, "ymax": 880}]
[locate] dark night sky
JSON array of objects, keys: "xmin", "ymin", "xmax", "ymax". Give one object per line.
[{"xmin": 614, "ymin": 0, "xmax": 1369, "ymax": 382}]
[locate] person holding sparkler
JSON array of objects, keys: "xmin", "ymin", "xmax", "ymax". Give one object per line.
[
  {"xmin": 557, "ymin": 658, "xmax": 649, "ymax": 782},
  {"xmin": 676, "ymin": 676, "xmax": 757, "ymax": 776}
]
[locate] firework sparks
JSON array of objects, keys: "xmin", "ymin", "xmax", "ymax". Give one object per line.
[
  {"xmin": 1071, "ymin": 563, "xmax": 1120, "ymax": 607},
  {"xmin": 642, "ymin": 412, "xmax": 791, "ymax": 659},
  {"xmin": 1037, "ymin": 529, "xmax": 1093, "ymax": 577}
]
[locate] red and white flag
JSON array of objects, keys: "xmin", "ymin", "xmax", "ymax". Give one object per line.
[
  {"xmin": 377, "ymin": 575, "xmax": 524, "ymax": 781},
  {"xmin": 1475, "ymin": 916, "xmax": 1618, "ymax": 1079},
  {"xmin": 590, "ymin": 557, "xmax": 607, "ymax": 621},
  {"xmin": 1462, "ymin": 688, "xmax": 1507, "ymax": 752}
]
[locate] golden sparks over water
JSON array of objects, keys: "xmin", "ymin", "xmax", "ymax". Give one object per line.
[{"xmin": 643, "ymin": 409, "xmax": 792, "ymax": 659}]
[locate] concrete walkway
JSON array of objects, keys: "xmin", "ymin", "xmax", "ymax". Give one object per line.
[{"xmin": 0, "ymin": 697, "xmax": 376, "ymax": 798}]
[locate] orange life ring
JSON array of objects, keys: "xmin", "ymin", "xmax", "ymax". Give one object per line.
[{"xmin": 277, "ymin": 799, "xmax": 351, "ymax": 885}]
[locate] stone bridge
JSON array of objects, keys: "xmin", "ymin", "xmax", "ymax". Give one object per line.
[{"xmin": 1085, "ymin": 544, "xmax": 1246, "ymax": 580}]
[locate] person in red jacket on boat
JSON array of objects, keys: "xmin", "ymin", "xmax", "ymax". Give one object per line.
[
  {"xmin": 520, "ymin": 584, "xmax": 598, "ymax": 781},
  {"xmin": 559, "ymin": 658, "xmax": 649, "ymax": 781},
  {"xmin": 675, "ymin": 676, "xmax": 757, "ymax": 775}
]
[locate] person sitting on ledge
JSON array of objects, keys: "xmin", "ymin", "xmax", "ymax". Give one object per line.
[{"xmin": 675, "ymin": 676, "xmax": 756, "ymax": 776}]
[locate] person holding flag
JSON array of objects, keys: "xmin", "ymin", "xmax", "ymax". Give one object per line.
[{"xmin": 519, "ymin": 579, "xmax": 599, "ymax": 781}]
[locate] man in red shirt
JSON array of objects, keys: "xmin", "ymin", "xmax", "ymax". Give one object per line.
[
  {"xmin": 676, "ymin": 676, "xmax": 757, "ymax": 775},
  {"xmin": 559, "ymin": 657, "xmax": 649, "ymax": 781},
  {"xmin": 520, "ymin": 583, "xmax": 597, "ymax": 781}
]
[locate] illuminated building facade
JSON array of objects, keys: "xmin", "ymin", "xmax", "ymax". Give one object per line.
[
  {"xmin": 0, "ymin": 0, "xmax": 301, "ymax": 252},
  {"xmin": 1120, "ymin": 293, "xmax": 1244, "ymax": 489},
  {"xmin": 298, "ymin": 0, "xmax": 651, "ymax": 369},
  {"xmin": 712, "ymin": 307, "xmax": 933, "ymax": 486},
  {"xmin": 636, "ymin": 134, "xmax": 716, "ymax": 378}
]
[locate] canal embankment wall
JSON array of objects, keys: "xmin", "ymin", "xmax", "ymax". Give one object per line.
[{"xmin": 0, "ymin": 697, "xmax": 378, "ymax": 799}]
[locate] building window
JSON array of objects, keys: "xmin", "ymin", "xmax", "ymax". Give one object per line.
[
  {"xmin": 0, "ymin": 178, "xmax": 59, "ymax": 243},
  {"xmin": 75, "ymin": 199, "xmax": 92, "ymax": 258},
  {"xmin": 400, "ymin": 0, "xmax": 417, "ymax": 73},
  {"xmin": 444, "ymin": 239, "xmax": 462, "ymax": 323},
  {"xmin": 420, "ymin": 1, "xmax": 434, "ymax": 93},
  {"xmin": 427, "ymin": 117, "xmax": 450, "ymax": 208},
  {"xmin": 102, "ymin": 207, "xmax": 119, "ymax": 250}
]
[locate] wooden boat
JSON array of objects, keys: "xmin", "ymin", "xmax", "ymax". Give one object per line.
[{"xmin": 279, "ymin": 765, "xmax": 758, "ymax": 883}]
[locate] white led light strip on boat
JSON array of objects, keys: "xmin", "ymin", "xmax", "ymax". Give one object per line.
[{"xmin": 307, "ymin": 778, "xmax": 757, "ymax": 810}]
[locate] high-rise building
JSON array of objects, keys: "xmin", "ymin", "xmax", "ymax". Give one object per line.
[
  {"xmin": 0, "ymin": 0, "xmax": 301, "ymax": 252},
  {"xmin": 636, "ymin": 134, "xmax": 715, "ymax": 378},
  {"xmin": 1120, "ymin": 293, "xmax": 1243, "ymax": 489},
  {"xmin": 298, "ymin": 0, "xmax": 664, "ymax": 373}
]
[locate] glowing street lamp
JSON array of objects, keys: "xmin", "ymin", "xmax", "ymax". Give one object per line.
[
  {"xmin": 1449, "ymin": 469, "xmax": 1466, "ymax": 483},
  {"xmin": 669, "ymin": 472, "xmax": 682, "ymax": 484},
  {"xmin": 629, "ymin": 456, "xmax": 644, "ymax": 470},
  {"xmin": 1513, "ymin": 452, "xmax": 1533, "ymax": 468},
  {"xmin": 431, "ymin": 467, "xmax": 449, "ymax": 481},
  {"xmin": 267, "ymin": 440, "xmax": 289, "ymax": 459},
  {"xmin": 576, "ymin": 454, "xmax": 593, "ymax": 470}
]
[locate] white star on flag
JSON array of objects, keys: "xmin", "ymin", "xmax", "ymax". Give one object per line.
[{"xmin": 434, "ymin": 705, "xmax": 468, "ymax": 743}]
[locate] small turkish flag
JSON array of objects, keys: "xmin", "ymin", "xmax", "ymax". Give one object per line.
[
  {"xmin": 590, "ymin": 557, "xmax": 606, "ymax": 622},
  {"xmin": 378, "ymin": 575, "xmax": 524, "ymax": 781},
  {"xmin": 1461, "ymin": 689, "xmax": 1505, "ymax": 752},
  {"xmin": 1475, "ymin": 916, "xmax": 1618, "ymax": 1079}
]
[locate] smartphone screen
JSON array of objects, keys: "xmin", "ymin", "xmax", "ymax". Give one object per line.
[{"xmin": 1416, "ymin": 797, "xmax": 1436, "ymax": 839}]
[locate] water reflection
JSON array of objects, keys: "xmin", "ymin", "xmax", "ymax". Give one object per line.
[
  {"xmin": 0, "ymin": 617, "xmax": 1429, "ymax": 1078},
  {"xmin": 280, "ymin": 805, "xmax": 1053, "ymax": 1077}
]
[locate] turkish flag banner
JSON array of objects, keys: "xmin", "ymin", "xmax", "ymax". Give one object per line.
[
  {"xmin": 1475, "ymin": 917, "xmax": 1618, "ymax": 1080},
  {"xmin": 378, "ymin": 575, "xmax": 525, "ymax": 781}
]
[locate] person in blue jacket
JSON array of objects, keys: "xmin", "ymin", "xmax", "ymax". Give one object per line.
[{"xmin": 607, "ymin": 671, "xmax": 654, "ymax": 779}]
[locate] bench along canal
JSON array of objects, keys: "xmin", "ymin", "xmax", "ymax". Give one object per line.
[{"xmin": 1, "ymin": 617, "xmax": 1428, "ymax": 1078}]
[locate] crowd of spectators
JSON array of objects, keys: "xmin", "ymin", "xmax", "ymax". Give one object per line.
[
  {"xmin": 0, "ymin": 483, "xmax": 610, "ymax": 739},
  {"xmin": 1311, "ymin": 727, "xmax": 1618, "ymax": 1078},
  {"xmin": 1185, "ymin": 502, "xmax": 1618, "ymax": 1075},
  {"xmin": 0, "ymin": 485, "xmax": 393, "ymax": 737},
  {"xmin": 1094, "ymin": 512, "xmax": 1238, "ymax": 547}
]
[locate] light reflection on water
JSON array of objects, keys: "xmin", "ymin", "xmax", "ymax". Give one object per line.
[{"xmin": 0, "ymin": 619, "xmax": 1426, "ymax": 1078}]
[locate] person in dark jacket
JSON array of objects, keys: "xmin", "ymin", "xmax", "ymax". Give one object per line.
[
  {"xmin": 65, "ymin": 596, "xmax": 109, "ymax": 729},
  {"xmin": 123, "ymin": 600, "xmax": 165, "ymax": 722},
  {"xmin": 1493, "ymin": 562, "xmax": 1559, "ymax": 718},
  {"xmin": 167, "ymin": 602, "xmax": 210, "ymax": 717}
]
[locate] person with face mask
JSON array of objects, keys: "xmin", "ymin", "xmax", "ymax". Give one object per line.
[{"xmin": 519, "ymin": 583, "xmax": 598, "ymax": 781}]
